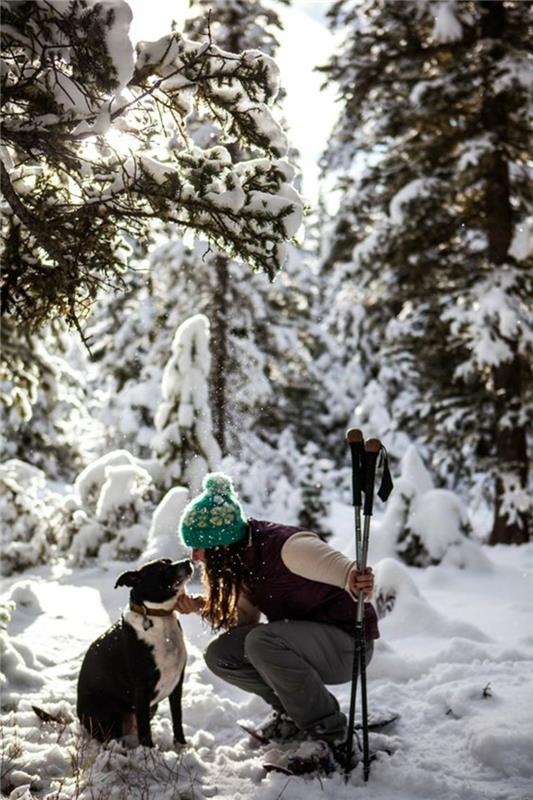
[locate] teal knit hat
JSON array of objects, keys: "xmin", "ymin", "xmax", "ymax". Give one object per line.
[{"xmin": 179, "ymin": 472, "xmax": 248, "ymax": 549}]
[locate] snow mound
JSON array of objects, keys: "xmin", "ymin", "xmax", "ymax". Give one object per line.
[
  {"xmin": 96, "ymin": 463, "xmax": 152, "ymax": 520},
  {"xmin": 74, "ymin": 449, "xmax": 163, "ymax": 507},
  {"xmin": 373, "ymin": 557, "xmax": 420, "ymax": 618},
  {"xmin": 1, "ymin": 601, "xmax": 44, "ymax": 708},
  {"xmin": 61, "ymin": 450, "xmax": 159, "ymax": 564},
  {"xmin": 374, "ymin": 558, "xmax": 490, "ymax": 644},
  {"xmin": 468, "ymin": 724, "xmax": 533, "ymax": 778},
  {"xmin": 7, "ymin": 581, "xmax": 44, "ymax": 614}
]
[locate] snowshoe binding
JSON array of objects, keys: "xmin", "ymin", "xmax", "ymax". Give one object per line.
[
  {"xmin": 239, "ymin": 711, "xmax": 300, "ymax": 746},
  {"xmin": 263, "ymin": 740, "xmax": 336, "ymax": 777}
]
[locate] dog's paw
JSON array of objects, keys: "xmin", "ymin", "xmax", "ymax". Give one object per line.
[
  {"xmin": 121, "ymin": 734, "xmax": 140, "ymax": 749},
  {"xmin": 173, "ymin": 737, "xmax": 189, "ymax": 751}
]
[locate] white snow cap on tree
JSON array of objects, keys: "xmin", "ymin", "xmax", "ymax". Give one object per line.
[
  {"xmin": 400, "ymin": 445, "xmax": 434, "ymax": 494},
  {"xmin": 389, "ymin": 178, "xmax": 438, "ymax": 225},
  {"xmin": 431, "ymin": 1, "xmax": 463, "ymax": 43},
  {"xmin": 87, "ymin": 0, "xmax": 134, "ymax": 93},
  {"xmin": 143, "ymin": 487, "xmax": 190, "ymax": 562},
  {"xmin": 153, "ymin": 314, "xmax": 221, "ymax": 493}
]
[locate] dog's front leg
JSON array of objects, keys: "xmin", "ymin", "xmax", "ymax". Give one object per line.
[
  {"xmin": 134, "ymin": 684, "xmax": 154, "ymax": 748},
  {"xmin": 169, "ymin": 668, "xmax": 186, "ymax": 745}
]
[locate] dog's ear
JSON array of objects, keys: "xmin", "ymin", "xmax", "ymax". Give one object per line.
[{"xmin": 115, "ymin": 570, "xmax": 139, "ymax": 589}]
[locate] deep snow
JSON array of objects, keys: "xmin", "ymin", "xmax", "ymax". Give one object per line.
[{"xmin": 1, "ymin": 522, "xmax": 533, "ymax": 800}]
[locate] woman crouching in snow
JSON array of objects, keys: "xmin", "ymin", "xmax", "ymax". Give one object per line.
[{"xmin": 175, "ymin": 472, "xmax": 377, "ymax": 772}]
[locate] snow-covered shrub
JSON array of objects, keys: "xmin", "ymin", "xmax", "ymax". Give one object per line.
[
  {"xmin": 59, "ymin": 450, "xmax": 161, "ymax": 563},
  {"xmin": 143, "ymin": 487, "xmax": 190, "ymax": 562},
  {"xmin": 0, "ymin": 460, "xmax": 61, "ymax": 576},
  {"xmin": 381, "ymin": 446, "xmax": 488, "ymax": 568},
  {"xmin": 74, "ymin": 449, "xmax": 165, "ymax": 507},
  {"xmin": 402, "ymin": 488, "xmax": 489, "ymax": 569}
]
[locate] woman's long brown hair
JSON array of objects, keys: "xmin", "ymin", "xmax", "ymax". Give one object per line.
[{"xmin": 200, "ymin": 535, "xmax": 251, "ymax": 631}]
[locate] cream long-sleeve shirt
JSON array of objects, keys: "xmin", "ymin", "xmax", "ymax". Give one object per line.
[{"xmin": 236, "ymin": 531, "xmax": 358, "ymax": 625}]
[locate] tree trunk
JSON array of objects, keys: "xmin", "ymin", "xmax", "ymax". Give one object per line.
[
  {"xmin": 480, "ymin": 1, "xmax": 529, "ymax": 544},
  {"xmin": 210, "ymin": 255, "xmax": 228, "ymax": 453},
  {"xmin": 207, "ymin": 16, "xmax": 244, "ymax": 456}
]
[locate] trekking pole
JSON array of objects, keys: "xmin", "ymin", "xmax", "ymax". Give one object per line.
[
  {"xmin": 344, "ymin": 428, "xmax": 365, "ymax": 781},
  {"xmin": 359, "ymin": 438, "xmax": 381, "ymax": 782}
]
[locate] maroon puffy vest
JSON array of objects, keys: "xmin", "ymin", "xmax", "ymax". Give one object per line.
[{"xmin": 242, "ymin": 519, "xmax": 379, "ymax": 641}]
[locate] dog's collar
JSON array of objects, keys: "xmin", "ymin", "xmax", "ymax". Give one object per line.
[{"xmin": 130, "ymin": 602, "xmax": 175, "ymax": 618}]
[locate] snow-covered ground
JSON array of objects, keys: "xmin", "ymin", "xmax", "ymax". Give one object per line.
[{"xmin": 2, "ymin": 520, "xmax": 533, "ymax": 800}]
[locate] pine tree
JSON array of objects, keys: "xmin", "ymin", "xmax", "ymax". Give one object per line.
[
  {"xmin": 1, "ymin": 0, "xmax": 302, "ymax": 332},
  {"xmin": 76, "ymin": 0, "xmax": 311, "ymax": 464},
  {"xmin": 184, "ymin": 0, "xmax": 290, "ymax": 55},
  {"xmin": 89, "ymin": 0, "xmax": 319, "ymax": 465},
  {"xmin": 320, "ymin": 0, "xmax": 531, "ymax": 544},
  {"xmin": 152, "ymin": 314, "xmax": 221, "ymax": 492},
  {"xmin": 0, "ymin": 460, "xmax": 61, "ymax": 575},
  {"xmin": 1, "ymin": 319, "xmax": 95, "ymax": 481},
  {"xmin": 184, "ymin": 0, "xmax": 308, "ymax": 456},
  {"xmin": 297, "ymin": 442, "xmax": 333, "ymax": 537},
  {"xmin": 84, "ymin": 266, "xmax": 159, "ymax": 456}
]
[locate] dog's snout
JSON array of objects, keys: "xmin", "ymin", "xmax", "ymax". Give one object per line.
[{"xmin": 175, "ymin": 559, "xmax": 194, "ymax": 578}]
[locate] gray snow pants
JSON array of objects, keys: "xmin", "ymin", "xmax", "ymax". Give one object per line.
[{"xmin": 204, "ymin": 620, "xmax": 374, "ymax": 743}]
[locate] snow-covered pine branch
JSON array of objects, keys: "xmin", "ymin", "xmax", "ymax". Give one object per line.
[
  {"xmin": 0, "ymin": 0, "xmax": 303, "ymax": 330},
  {"xmin": 185, "ymin": 0, "xmax": 290, "ymax": 57}
]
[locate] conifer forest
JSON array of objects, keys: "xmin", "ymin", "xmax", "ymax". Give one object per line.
[{"xmin": 0, "ymin": 2, "xmax": 531, "ymax": 800}]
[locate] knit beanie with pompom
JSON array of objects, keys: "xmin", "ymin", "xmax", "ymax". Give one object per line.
[{"xmin": 179, "ymin": 472, "xmax": 248, "ymax": 548}]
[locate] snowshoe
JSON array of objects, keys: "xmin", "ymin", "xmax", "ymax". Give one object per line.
[
  {"xmin": 239, "ymin": 711, "xmax": 300, "ymax": 746},
  {"xmin": 263, "ymin": 740, "xmax": 335, "ymax": 777},
  {"xmin": 354, "ymin": 709, "xmax": 400, "ymax": 731}
]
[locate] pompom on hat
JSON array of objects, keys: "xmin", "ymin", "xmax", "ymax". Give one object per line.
[{"xmin": 179, "ymin": 472, "xmax": 248, "ymax": 549}]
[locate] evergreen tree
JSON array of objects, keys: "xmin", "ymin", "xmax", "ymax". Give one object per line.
[
  {"xmin": 184, "ymin": 0, "xmax": 290, "ymax": 55},
  {"xmin": 152, "ymin": 314, "xmax": 221, "ymax": 492},
  {"xmin": 320, "ymin": 0, "xmax": 531, "ymax": 544},
  {"xmin": 84, "ymin": 266, "xmax": 159, "ymax": 456},
  {"xmin": 1, "ymin": 319, "xmax": 95, "ymax": 480},
  {"xmin": 1, "ymin": 0, "xmax": 302, "ymax": 332},
  {"xmin": 297, "ymin": 442, "xmax": 333, "ymax": 536},
  {"xmin": 0, "ymin": 460, "xmax": 61, "ymax": 575},
  {"xmin": 86, "ymin": 0, "xmax": 320, "ymax": 471},
  {"xmin": 184, "ymin": 0, "xmax": 309, "ymax": 456}
]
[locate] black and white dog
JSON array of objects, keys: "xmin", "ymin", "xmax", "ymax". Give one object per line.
[{"xmin": 77, "ymin": 558, "xmax": 193, "ymax": 747}]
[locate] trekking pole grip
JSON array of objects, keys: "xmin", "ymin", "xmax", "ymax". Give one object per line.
[
  {"xmin": 345, "ymin": 428, "xmax": 364, "ymax": 508},
  {"xmin": 362, "ymin": 439, "xmax": 381, "ymax": 517}
]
